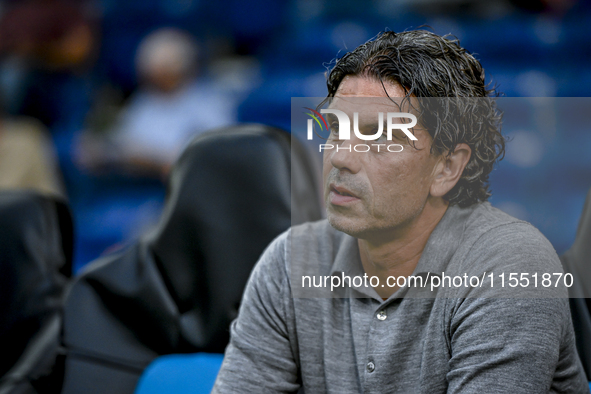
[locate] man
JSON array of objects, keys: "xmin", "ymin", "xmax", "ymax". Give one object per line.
[
  {"xmin": 213, "ymin": 30, "xmax": 588, "ymax": 393},
  {"xmin": 76, "ymin": 28, "xmax": 236, "ymax": 178}
]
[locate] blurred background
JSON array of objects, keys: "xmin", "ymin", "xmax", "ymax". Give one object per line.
[{"xmin": 0, "ymin": 0, "xmax": 589, "ymax": 272}]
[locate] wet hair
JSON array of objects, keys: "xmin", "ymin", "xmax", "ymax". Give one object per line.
[{"xmin": 325, "ymin": 29, "xmax": 505, "ymax": 207}]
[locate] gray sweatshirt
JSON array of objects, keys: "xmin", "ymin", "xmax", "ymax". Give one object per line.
[{"xmin": 213, "ymin": 202, "xmax": 589, "ymax": 393}]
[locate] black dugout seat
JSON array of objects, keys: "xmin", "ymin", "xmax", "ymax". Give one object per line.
[
  {"xmin": 60, "ymin": 124, "xmax": 323, "ymax": 394},
  {"xmin": 0, "ymin": 191, "xmax": 73, "ymax": 394},
  {"xmin": 561, "ymin": 187, "xmax": 591, "ymax": 380}
]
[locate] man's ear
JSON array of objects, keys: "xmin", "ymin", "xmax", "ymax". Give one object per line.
[{"xmin": 430, "ymin": 143, "xmax": 471, "ymax": 198}]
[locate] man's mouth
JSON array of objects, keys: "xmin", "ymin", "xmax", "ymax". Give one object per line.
[
  {"xmin": 329, "ymin": 184, "xmax": 360, "ymax": 205},
  {"xmin": 332, "ymin": 187, "xmax": 354, "ymax": 197}
]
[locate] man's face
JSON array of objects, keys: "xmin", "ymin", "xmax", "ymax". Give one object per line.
[{"xmin": 322, "ymin": 76, "xmax": 441, "ymax": 241}]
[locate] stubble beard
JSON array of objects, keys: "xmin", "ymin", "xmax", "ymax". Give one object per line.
[{"xmin": 326, "ymin": 195, "xmax": 427, "ymax": 242}]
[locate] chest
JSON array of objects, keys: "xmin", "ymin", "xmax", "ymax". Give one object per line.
[{"xmin": 292, "ymin": 297, "xmax": 452, "ymax": 394}]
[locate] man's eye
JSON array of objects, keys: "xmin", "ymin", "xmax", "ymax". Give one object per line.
[
  {"xmin": 363, "ymin": 125, "xmax": 386, "ymax": 139},
  {"xmin": 375, "ymin": 129, "xmax": 387, "ymax": 141},
  {"xmin": 329, "ymin": 123, "xmax": 339, "ymax": 136},
  {"xmin": 389, "ymin": 131, "xmax": 409, "ymax": 143}
]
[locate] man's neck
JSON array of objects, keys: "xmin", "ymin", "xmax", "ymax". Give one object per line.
[{"xmin": 358, "ymin": 197, "xmax": 449, "ymax": 299}]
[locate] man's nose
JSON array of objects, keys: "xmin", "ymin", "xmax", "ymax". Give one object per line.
[{"xmin": 328, "ymin": 137, "xmax": 362, "ymax": 174}]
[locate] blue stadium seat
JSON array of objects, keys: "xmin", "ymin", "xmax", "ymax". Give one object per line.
[{"xmin": 134, "ymin": 354, "xmax": 224, "ymax": 394}]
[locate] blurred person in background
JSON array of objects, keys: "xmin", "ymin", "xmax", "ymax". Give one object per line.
[
  {"xmin": 76, "ymin": 27, "xmax": 237, "ymax": 179},
  {"xmin": 0, "ymin": 0, "xmax": 92, "ymax": 198},
  {"xmin": 0, "ymin": 0, "xmax": 97, "ymax": 199},
  {"xmin": 0, "ymin": 104, "xmax": 65, "ymax": 197},
  {"xmin": 0, "ymin": 0, "xmax": 97, "ymax": 127}
]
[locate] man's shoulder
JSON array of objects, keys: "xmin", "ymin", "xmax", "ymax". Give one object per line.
[
  {"xmin": 245, "ymin": 219, "xmax": 344, "ymax": 296},
  {"xmin": 455, "ymin": 202, "xmax": 562, "ymax": 275},
  {"xmin": 462, "ymin": 202, "xmax": 552, "ymax": 250},
  {"xmin": 288, "ymin": 219, "xmax": 354, "ymax": 279},
  {"xmin": 290, "ymin": 218, "xmax": 343, "ymax": 243},
  {"xmin": 290, "ymin": 218, "xmax": 349, "ymax": 254},
  {"xmin": 463, "ymin": 201, "xmax": 525, "ymax": 235},
  {"xmin": 255, "ymin": 219, "xmax": 340, "ymax": 270}
]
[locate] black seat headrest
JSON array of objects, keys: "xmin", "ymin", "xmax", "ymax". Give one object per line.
[
  {"xmin": 562, "ymin": 187, "xmax": 591, "ymax": 297},
  {"xmin": 61, "ymin": 124, "xmax": 323, "ymax": 394},
  {"xmin": 147, "ymin": 123, "xmax": 322, "ymax": 311},
  {"xmin": 0, "ymin": 190, "xmax": 73, "ymax": 389},
  {"xmin": 561, "ymin": 187, "xmax": 591, "ymax": 379}
]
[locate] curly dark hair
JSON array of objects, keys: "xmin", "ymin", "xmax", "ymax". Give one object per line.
[{"xmin": 325, "ymin": 29, "xmax": 505, "ymax": 207}]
